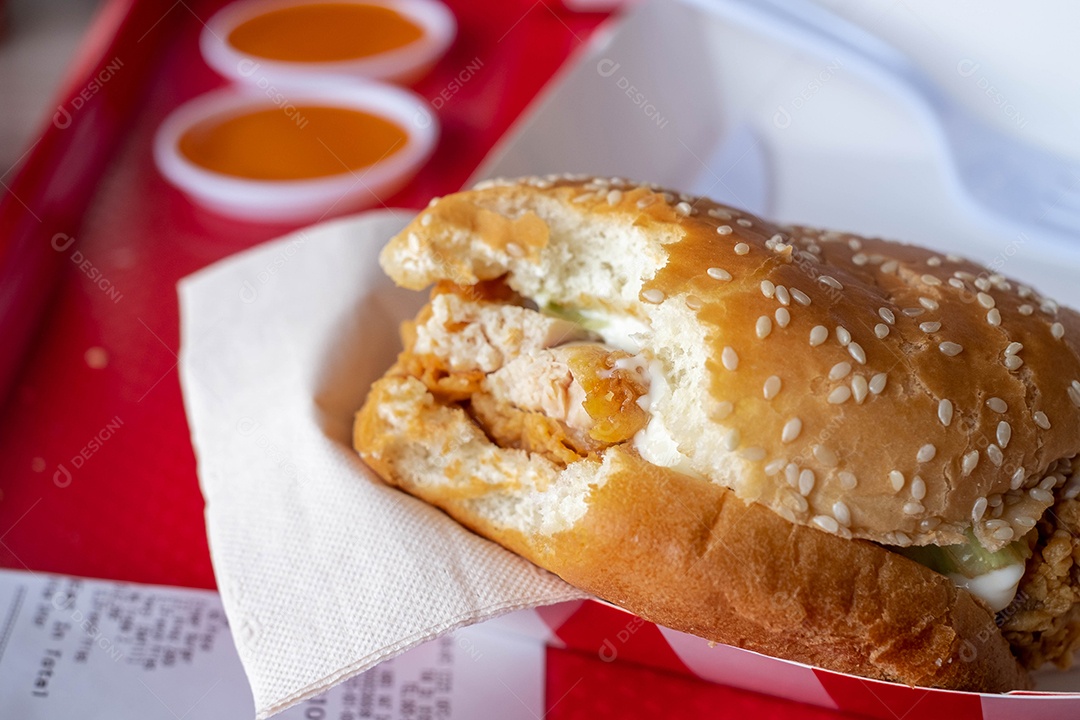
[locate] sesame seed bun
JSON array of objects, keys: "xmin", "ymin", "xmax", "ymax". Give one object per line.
[{"xmin": 355, "ymin": 175, "xmax": 1080, "ymax": 690}]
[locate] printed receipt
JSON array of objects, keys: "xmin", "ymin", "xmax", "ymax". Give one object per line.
[{"xmin": 0, "ymin": 568, "xmax": 545, "ymax": 718}]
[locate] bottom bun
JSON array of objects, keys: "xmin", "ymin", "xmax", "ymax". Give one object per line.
[{"xmin": 355, "ymin": 373, "xmax": 1030, "ymax": 692}]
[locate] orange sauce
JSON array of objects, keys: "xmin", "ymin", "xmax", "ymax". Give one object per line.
[
  {"xmin": 228, "ymin": 3, "xmax": 424, "ymax": 63},
  {"xmin": 178, "ymin": 106, "xmax": 408, "ymax": 181}
]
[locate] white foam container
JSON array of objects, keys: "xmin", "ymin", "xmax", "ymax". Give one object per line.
[{"xmin": 470, "ymin": 0, "xmax": 1080, "ymax": 716}]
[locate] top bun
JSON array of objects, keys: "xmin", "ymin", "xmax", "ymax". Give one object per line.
[{"xmin": 380, "ymin": 175, "xmax": 1080, "ymax": 550}]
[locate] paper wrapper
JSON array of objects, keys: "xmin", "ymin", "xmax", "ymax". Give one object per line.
[{"xmin": 178, "ymin": 211, "xmax": 587, "ymax": 719}]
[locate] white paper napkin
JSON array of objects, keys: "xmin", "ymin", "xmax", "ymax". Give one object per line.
[{"xmin": 178, "ymin": 211, "xmax": 587, "ymax": 719}]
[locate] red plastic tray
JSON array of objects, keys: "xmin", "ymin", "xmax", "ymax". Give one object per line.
[{"xmin": 0, "ymin": 1, "xmax": 863, "ymax": 717}]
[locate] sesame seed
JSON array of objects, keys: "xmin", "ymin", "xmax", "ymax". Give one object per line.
[
  {"xmin": 902, "ymin": 307, "xmax": 925, "ymax": 317},
  {"xmin": 734, "ymin": 243, "xmax": 750, "ymax": 255},
  {"xmin": 1030, "ymin": 487, "xmax": 1054, "ymax": 504},
  {"xmin": 987, "ymin": 444, "xmax": 1004, "ymax": 467},
  {"xmin": 685, "ymin": 295, "xmax": 703, "ymax": 311},
  {"xmin": 987, "ymin": 308, "xmax": 1001, "ymax": 326},
  {"xmin": 939, "ymin": 342, "xmax": 963, "ymax": 356},
  {"xmin": 799, "ymin": 469, "xmax": 815, "ymax": 496},
  {"xmin": 788, "ymin": 493, "xmax": 809, "ymax": 513},
  {"xmin": 420, "ymin": 213, "xmax": 433, "ymax": 226},
  {"xmin": 878, "ymin": 308, "xmax": 896, "ymax": 324},
  {"xmin": 911, "ymin": 477, "xmax": 927, "ymax": 500},
  {"xmin": 737, "ymin": 218, "xmax": 753, "ymax": 227},
  {"xmin": 674, "ymin": 200, "xmax": 691, "ymax": 215},
  {"xmin": 809, "ymin": 326, "xmax": 828, "ymax": 346},
  {"xmin": 1042, "ymin": 299, "xmax": 1059, "ymax": 315},
  {"xmin": 764, "ymin": 458, "xmax": 786, "ymax": 476},
  {"xmin": 1003, "ymin": 355, "xmax": 1022, "ymax": 372},
  {"xmin": 1052, "ymin": 322, "xmax": 1065, "ymax": 339},
  {"xmin": 869, "ymin": 373, "xmax": 887, "ymax": 394},
  {"xmin": 828, "ymin": 386, "xmax": 851, "ymax": 404},
  {"xmin": 636, "ymin": 195, "xmax": 657, "ymax": 208},
  {"xmin": 972, "ymin": 497, "xmax": 988, "ymax": 522},
  {"xmin": 775, "ymin": 285, "xmax": 791, "ymax": 306},
  {"xmin": 763, "ymin": 375, "xmax": 782, "ymax": 399},
  {"xmin": 948, "ymin": 278, "xmax": 965, "ymax": 289},
  {"xmin": 874, "ymin": 324, "xmax": 890, "ymax": 339},
  {"xmin": 881, "ymin": 260, "xmax": 899, "ymax": 274},
  {"xmin": 848, "ymin": 238, "xmax": 862, "ymax": 251},
  {"xmin": 717, "ymin": 225, "xmax": 733, "ymax": 235},
  {"xmin": 707, "ymin": 267, "xmax": 732, "ymax": 281},
  {"xmin": 976, "ymin": 292, "xmax": 995, "ymax": 308},
  {"xmin": 790, "ymin": 288, "xmax": 811, "ymax": 306},
  {"xmin": 813, "ymin": 444, "xmax": 838, "ymax": 467},
  {"xmin": 742, "ymin": 446, "xmax": 766, "ymax": 461},
  {"xmin": 724, "ymin": 428, "xmax": 740, "ymax": 451},
  {"xmin": 709, "ymin": 208, "xmax": 732, "ymax": 219},
  {"xmin": 851, "ymin": 375, "xmax": 868, "ymax": 403},
  {"xmin": 848, "ymin": 342, "xmax": 866, "ymax": 365},
  {"xmin": 714, "ymin": 401, "xmax": 733, "ymax": 419},
  {"xmin": 836, "ymin": 327, "xmax": 851, "ymax": 346},
  {"xmin": 839, "ymin": 472, "xmax": 858, "ymax": 490},
  {"xmin": 781, "ymin": 417, "xmax": 802, "ymax": 443},
  {"xmin": 785, "ymin": 464, "xmax": 799, "ymax": 487},
  {"xmin": 919, "ymin": 321, "xmax": 941, "ymax": 333},
  {"xmin": 962, "ymin": 451, "xmax": 979, "ymax": 476},
  {"xmin": 852, "ymin": 253, "xmax": 869, "ymax": 266},
  {"xmin": 919, "ymin": 297, "xmax": 939, "ymax": 311},
  {"xmin": 642, "ymin": 288, "xmax": 665, "ymax": 304},
  {"xmin": 604, "ymin": 188, "xmax": 630, "ymax": 205},
  {"xmin": 917, "ymin": 444, "xmax": 937, "ymax": 463},
  {"xmin": 819, "ymin": 275, "xmax": 843, "ymax": 290},
  {"xmin": 920, "ymin": 517, "xmax": 942, "ymax": 532},
  {"xmin": 775, "ymin": 307, "xmax": 791, "ymax": 327},
  {"xmin": 997, "ymin": 421, "xmax": 1012, "ymax": 448},
  {"xmin": 1019, "ymin": 304, "xmax": 1034, "ymax": 315},
  {"xmin": 812, "ymin": 515, "xmax": 839, "ymax": 533},
  {"xmin": 1068, "ymin": 384, "xmax": 1080, "ymax": 407},
  {"xmin": 1005, "ymin": 342, "xmax": 1023, "ymax": 355},
  {"xmin": 903, "ymin": 501, "xmax": 924, "ymax": 516},
  {"xmin": 1034, "ymin": 411, "xmax": 1051, "ymax": 430},
  {"xmin": 992, "ymin": 526, "xmax": 1014, "ymax": 542},
  {"xmin": 889, "ymin": 471, "xmax": 905, "ymax": 492},
  {"xmin": 1010, "ymin": 468, "xmax": 1026, "ymax": 490},
  {"xmin": 986, "ymin": 397, "xmax": 1007, "ymax": 413},
  {"xmin": 975, "ymin": 277, "xmax": 991, "ymax": 291},
  {"xmin": 721, "ymin": 346, "xmax": 739, "ymax": 371},
  {"xmin": 760, "ymin": 280, "xmax": 776, "ymax": 298},
  {"xmin": 1015, "ymin": 516, "xmax": 1037, "ymax": 529},
  {"xmin": 922, "ymin": 274, "xmax": 942, "ymax": 286},
  {"xmin": 833, "ymin": 501, "xmax": 851, "ymax": 526},
  {"xmin": 756, "ymin": 316, "xmax": 773, "ymax": 339},
  {"xmin": 938, "ymin": 399, "xmax": 953, "ymax": 426},
  {"xmin": 927, "ymin": 257, "xmax": 942, "ymax": 267},
  {"xmin": 829, "ymin": 362, "xmax": 852, "ymax": 381}
]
